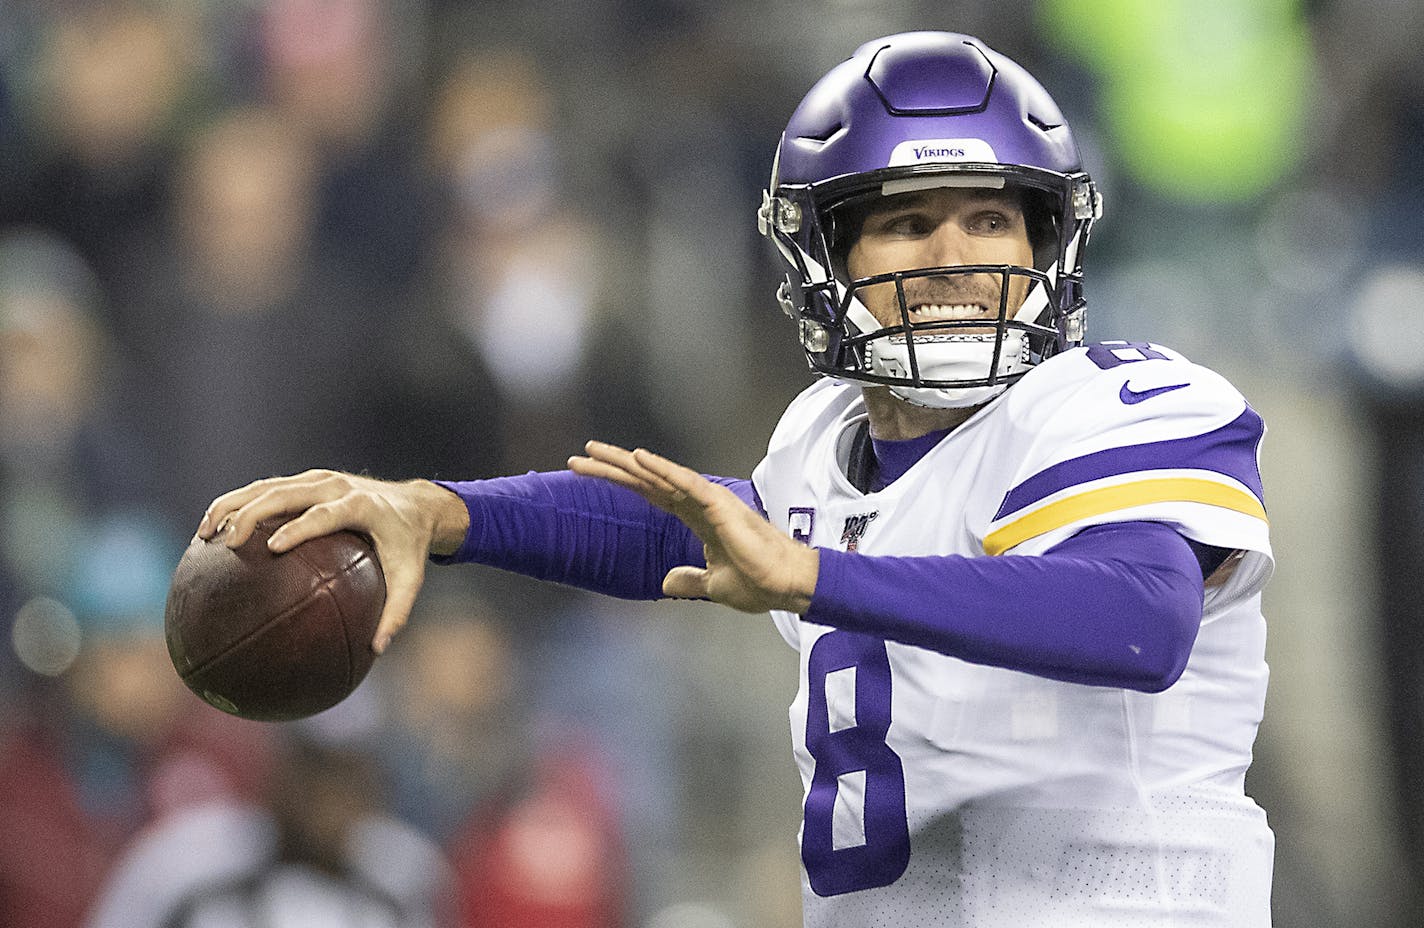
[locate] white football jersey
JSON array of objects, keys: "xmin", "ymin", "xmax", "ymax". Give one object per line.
[{"xmin": 752, "ymin": 342, "xmax": 1274, "ymax": 927}]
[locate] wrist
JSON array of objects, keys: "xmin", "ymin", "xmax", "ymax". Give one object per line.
[
  {"xmin": 415, "ymin": 480, "xmax": 471, "ymax": 556},
  {"xmin": 782, "ymin": 545, "xmax": 820, "ymax": 614}
]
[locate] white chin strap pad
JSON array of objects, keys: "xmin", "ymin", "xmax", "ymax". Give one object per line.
[
  {"xmin": 882, "ymin": 332, "xmax": 1031, "ymax": 408},
  {"xmin": 841, "ymin": 280, "xmax": 1038, "ymax": 410}
]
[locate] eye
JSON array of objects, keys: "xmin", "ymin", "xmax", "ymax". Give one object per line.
[
  {"xmin": 869, "ymin": 211, "xmax": 934, "ymax": 237},
  {"xmin": 967, "ymin": 210, "xmax": 1011, "ymax": 234}
]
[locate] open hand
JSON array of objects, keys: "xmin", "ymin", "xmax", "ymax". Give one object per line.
[{"xmin": 568, "ymin": 442, "xmax": 819, "ymax": 614}]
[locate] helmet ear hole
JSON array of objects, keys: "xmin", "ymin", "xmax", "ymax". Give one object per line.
[
  {"xmin": 825, "ymin": 199, "xmax": 869, "ymax": 282},
  {"xmin": 1021, "ymin": 189, "xmax": 1060, "ymax": 272}
]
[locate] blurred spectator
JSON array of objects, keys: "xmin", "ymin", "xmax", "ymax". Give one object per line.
[
  {"xmin": 84, "ymin": 722, "xmax": 450, "ymax": 928},
  {"xmin": 4, "ymin": 2, "xmax": 200, "ymax": 300},
  {"xmin": 0, "ymin": 682, "xmax": 110, "ymax": 928},
  {"xmin": 379, "ymin": 579, "xmax": 535, "ymax": 842},
  {"xmin": 379, "ymin": 576, "xmax": 628, "ymax": 927},
  {"xmin": 448, "ymin": 754, "xmax": 625, "ymax": 928},
  {"xmin": 0, "ymin": 229, "xmax": 149, "ymax": 538},
  {"xmin": 0, "ymin": 515, "xmax": 269, "ymax": 928},
  {"xmin": 0, "ymin": 225, "xmax": 270, "ymax": 926},
  {"xmin": 259, "ymin": 0, "xmax": 434, "ymax": 298},
  {"xmin": 526, "ymin": 594, "xmax": 685, "ymax": 921},
  {"xmin": 62, "ymin": 611, "xmax": 274, "ymax": 820},
  {"xmin": 115, "ymin": 106, "xmax": 393, "ymax": 533},
  {"xmin": 425, "ymin": 48, "xmax": 672, "ymax": 471}
]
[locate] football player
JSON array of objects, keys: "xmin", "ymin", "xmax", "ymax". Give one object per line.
[{"xmin": 201, "ymin": 32, "xmax": 1274, "ymax": 926}]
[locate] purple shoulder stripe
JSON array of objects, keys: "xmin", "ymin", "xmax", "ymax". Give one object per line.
[{"xmin": 994, "ymin": 406, "xmax": 1265, "ymax": 521}]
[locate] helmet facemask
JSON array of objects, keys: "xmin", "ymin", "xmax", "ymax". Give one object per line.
[
  {"xmin": 764, "ymin": 164, "xmax": 1097, "ymax": 409},
  {"xmin": 839, "ymin": 262, "xmax": 1052, "ymax": 409}
]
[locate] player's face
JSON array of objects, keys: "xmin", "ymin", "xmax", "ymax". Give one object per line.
[{"xmin": 846, "ymin": 186, "xmax": 1035, "ymax": 331}]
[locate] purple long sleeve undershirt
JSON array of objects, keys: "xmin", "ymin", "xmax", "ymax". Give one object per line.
[
  {"xmin": 432, "ymin": 472, "xmax": 726, "ymax": 599},
  {"xmin": 433, "ymin": 472, "xmax": 1205, "ymax": 692},
  {"xmin": 807, "ymin": 522, "xmax": 1201, "ymax": 692}
]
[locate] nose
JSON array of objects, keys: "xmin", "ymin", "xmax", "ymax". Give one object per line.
[{"xmin": 922, "ymin": 218, "xmax": 968, "ymax": 269}]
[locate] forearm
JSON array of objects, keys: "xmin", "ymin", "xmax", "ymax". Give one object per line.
[
  {"xmin": 431, "ymin": 472, "xmax": 756, "ymax": 599},
  {"xmin": 804, "ymin": 521, "xmax": 1205, "ymax": 692}
]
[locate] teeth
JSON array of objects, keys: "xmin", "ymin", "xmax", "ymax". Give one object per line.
[{"xmin": 910, "ymin": 303, "xmax": 984, "ymax": 320}]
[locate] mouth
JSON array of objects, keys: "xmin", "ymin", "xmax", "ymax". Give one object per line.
[{"xmin": 905, "ymin": 302, "xmax": 994, "ymax": 325}]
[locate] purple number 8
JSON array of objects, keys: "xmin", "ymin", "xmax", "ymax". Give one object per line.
[{"xmin": 801, "ymin": 630, "xmax": 911, "ymax": 896}]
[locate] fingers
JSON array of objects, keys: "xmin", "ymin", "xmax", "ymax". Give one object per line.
[
  {"xmin": 575, "ymin": 443, "xmax": 752, "ymax": 553},
  {"xmin": 662, "ymin": 565, "xmax": 709, "ymax": 600},
  {"xmin": 570, "ymin": 441, "xmax": 680, "ymax": 496},
  {"xmin": 585, "ymin": 440, "xmax": 674, "ymax": 484},
  {"xmin": 266, "ymin": 500, "xmax": 351, "ymax": 553},
  {"xmin": 198, "ymin": 470, "xmax": 345, "ymax": 547},
  {"xmin": 371, "ymin": 549, "xmax": 426, "ymax": 655},
  {"xmin": 628, "ymin": 448, "xmax": 742, "ymax": 525},
  {"xmin": 576, "ymin": 441, "xmax": 722, "ymax": 509},
  {"xmin": 567, "ymin": 454, "xmax": 650, "ymax": 496},
  {"xmin": 197, "ymin": 480, "xmax": 270, "ymax": 540},
  {"xmin": 628, "ymin": 447, "xmax": 714, "ymax": 500}
]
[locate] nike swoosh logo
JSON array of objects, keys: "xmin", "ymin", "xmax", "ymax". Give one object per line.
[{"xmin": 1120, "ymin": 381, "xmax": 1190, "ymax": 404}]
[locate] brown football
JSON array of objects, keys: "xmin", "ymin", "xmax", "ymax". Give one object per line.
[{"xmin": 164, "ymin": 519, "xmax": 386, "ymax": 721}]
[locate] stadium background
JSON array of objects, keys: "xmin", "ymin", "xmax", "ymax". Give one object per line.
[{"xmin": 1, "ymin": 0, "xmax": 1421, "ymax": 925}]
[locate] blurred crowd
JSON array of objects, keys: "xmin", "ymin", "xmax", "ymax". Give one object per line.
[
  {"xmin": 0, "ymin": 0, "xmax": 1422, "ymax": 926},
  {"xmin": 0, "ymin": 1, "xmax": 837, "ymax": 924}
]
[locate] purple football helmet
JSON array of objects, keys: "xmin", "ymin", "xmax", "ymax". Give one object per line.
[{"xmin": 758, "ymin": 31, "xmax": 1102, "ymax": 407}]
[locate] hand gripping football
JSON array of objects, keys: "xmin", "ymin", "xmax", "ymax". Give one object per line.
[{"xmin": 164, "ymin": 519, "xmax": 386, "ymax": 721}]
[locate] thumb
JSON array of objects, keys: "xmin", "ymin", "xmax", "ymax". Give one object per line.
[
  {"xmin": 372, "ymin": 558, "xmax": 426, "ymax": 655},
  {"xmin": 662, "ymin": 565, "xmax": 709, "ymax": 600}
]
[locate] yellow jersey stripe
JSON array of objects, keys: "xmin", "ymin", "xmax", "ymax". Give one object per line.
[{"xmin": 984, "ymin": 477, "xmax": 1268, "ymax": 556}]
